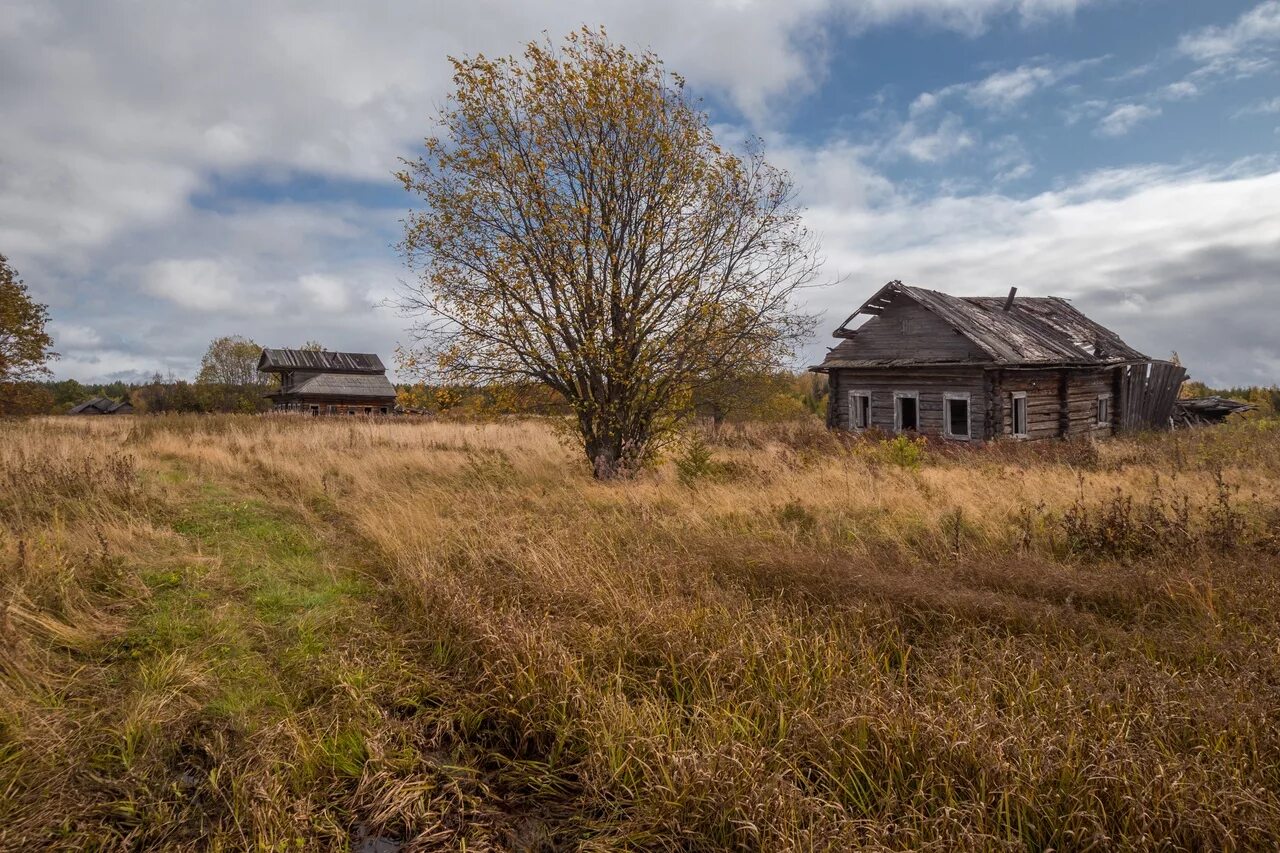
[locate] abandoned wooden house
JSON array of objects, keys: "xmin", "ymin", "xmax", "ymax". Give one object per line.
[
  {"xmin": 813, "ymin": 281, "xmax": 1186, "ymax": 441},
  {"xmin": 68, "ymin": 396, "xmax": 134, "ymax": 415},
  {"xmin": 258, "ymin": 348, "xmax": 397, "ymax": 415}
]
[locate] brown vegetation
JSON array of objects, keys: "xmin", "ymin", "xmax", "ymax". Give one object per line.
[{"xmin": 2, "ymin": 414, "xmax": 1280, "ymax": 850}]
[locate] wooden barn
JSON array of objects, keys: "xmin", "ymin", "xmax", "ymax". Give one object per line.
[
  {"xmin": 813, "ymin": 281, "xmax": 1185, "ymax": 441},
  {"xmin": 258, "ymin": 348, "xmax": 397, "ymax": 415}
]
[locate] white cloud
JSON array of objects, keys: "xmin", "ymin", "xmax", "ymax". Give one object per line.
[
  {"xmin": 1096, "ymin": 103, "xmax": 1161, "ymax": 137},
  {"xmin": 48, "ymin": 322, "xmax": 103, "ymax": 350},
  {"xmin": 892, "ymin": 114, "xmax": 977, "ymax": 163},
  {"xmin": 989, "ymin": 134, "xmax": 1034, "ymax": 183},
  {"xmin": 141, "ymin": 258, "xmax": 248, "ymax": 313},
  {"xmin": 0, "ymin": 0, "xmax": 1105, "ymax": 291},
  {"xmin": 1159, "ymin": 80, "xmax": 1199, "ymax": 100},
  {"xmin": 965, "ymin": 64, "xmax": 1060, "ymax": 110},
  {"xmin": 912, "ymin": 56, "xmax": 1106, "ymax": 118},
  {"xmin": 1179, "ymin": 1, "xmax": 1280, "ymax": 62},
  {"xmin": 298, "ymin": 273, "xmax": 352, "ymax": 313},
  {"xmin": 1236, "ymin": 96, "xmax": 1280, "ymax": 116}
]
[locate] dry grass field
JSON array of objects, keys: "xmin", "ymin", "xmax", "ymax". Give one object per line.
[{"xmin": 2, "ymin": 414, "xmax": 1280, "ymax": 851}]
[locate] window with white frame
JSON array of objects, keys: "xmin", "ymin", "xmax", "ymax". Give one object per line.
[
  {"xmin": 848, "ymin": 390, "xmax": 871, "ymax": 430},
  {"xmin": 894, "ymin": 391, "xmax": 919, "ymax": 433},
  {"xmin": 944, "ymin": 392, "xmax": 971, "ymax": 440},
  {"xmin": 1010, "ymin": 392, "xmax": 1028, "ymax": 438},
  {"xmin": 1096, "ymin": 394, "xmax": 1110, "ymax": 426}
]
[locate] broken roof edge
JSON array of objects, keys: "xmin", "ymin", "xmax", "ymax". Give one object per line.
[
  {"xmin": 257, "ymin": 348, "xmax": 387, "ymax": 375},
  {"xmin": 832, "ymin": 280, "xmax": 905, "ymax": 338},
  {"xmin": 827, "ymin": 280, "xmax": 1150, "ymax": 366}
]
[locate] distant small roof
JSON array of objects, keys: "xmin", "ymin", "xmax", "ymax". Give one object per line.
[
  {"xmin": 284, "ymin": 373, "xmax": 397, "ymax": 399},
  {"xmin": 258, "ymin": 348, "xmax": 386, "ymax": 374},
  {"xmin": 818, "ymin": 281, "xmax": 1148, "ymax": 369},
  {"xmin": 68, "ymin": 397, "xmax": 129, "ymax": 414}
]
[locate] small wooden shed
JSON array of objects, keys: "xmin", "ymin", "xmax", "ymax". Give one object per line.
[
  {"xmin": 258, "ymin": 348, "xmax": 397, "ymax": 415},
  {"xmin": 812, "ymin": 281, "xmax": 1185, "ymax": 441}
]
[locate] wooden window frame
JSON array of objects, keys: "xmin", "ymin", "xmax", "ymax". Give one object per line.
[
  {"xmin": 893, "ymin": 391, "xmax": 919, "ymax": 434},
  {"xmin": 1096, "ymin": 394, "xmax": 1110, "ymax": 427},
  {"xmin": 847, "ymin": 390, "xmax": 871, "ymax": 431},
  {"xmin": 943, "ymin": 391, "xmax": 971, "ymax": 441},
  {"xmin": 1010, "ymin": 392, "xmax": 1028, "ymax": 438}
]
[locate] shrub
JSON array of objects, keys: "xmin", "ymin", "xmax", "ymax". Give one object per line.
[{"xmin": 881, "ymin": 434, "xmax": 927, "ymax": 469}]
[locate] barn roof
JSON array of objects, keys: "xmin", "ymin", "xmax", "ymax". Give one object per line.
[
  {"xmin": 258, "ymin": 348, "xmax": 386, "ymax": 374},
  {"xmin": 818, "ymin": 281, "xmax": 1148, "ymax": 369},
  {"xmin": 278, "ymin": 373, "xmax": 397, "ymax": 399},
  {"xmin": 68, "ymin": 396, "xmax": 129, "ymax": 414}
]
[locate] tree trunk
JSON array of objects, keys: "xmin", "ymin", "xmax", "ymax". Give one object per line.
[
  {"xmin": 586, "ymin": 437, "xmax": 620, "ymax": 480},
  {"xmin": 582, "ymin": 418, "xmax": 649, "ymax": 480}
]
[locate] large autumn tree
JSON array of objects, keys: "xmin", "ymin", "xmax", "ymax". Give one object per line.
[
  {"xmin": 196, "ymin": 335, "xmax": 270, "ymax": 386},
  {"xmin": 397, "ymin": 28, "xmax": 818, "ymax": 476},
  {"xmin": 0, "ymin": 253, "xmax": 57, "ymax": 415}
]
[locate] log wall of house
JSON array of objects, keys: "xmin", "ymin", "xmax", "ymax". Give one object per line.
[
  {"xmin": 272, "ymin": 397, "xmax": 395, "ymax": 415},
  {"xmin": 842, "ymin": 301, "xmax": 987, "ymax": 362},
  {"xmin": 995, "ymin": 367, "xmax": 1115, "ymax": 439},
  {"xmin": 829, "ymin": 367, "xmax": 986, "ymax": 438},
  {"xmin": 829, "ymin": 366, "xmax": 1119, "ymax": 441}
]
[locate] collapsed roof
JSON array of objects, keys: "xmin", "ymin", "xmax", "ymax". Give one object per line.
[{"xmin": 818, "ymin": 280, "xmax": 1149, "ymax": 369}]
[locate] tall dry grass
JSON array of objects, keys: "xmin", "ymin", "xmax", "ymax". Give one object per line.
[{"xmin": 2, "ymin": 413, "xmax": 1279, "ymax": 850}]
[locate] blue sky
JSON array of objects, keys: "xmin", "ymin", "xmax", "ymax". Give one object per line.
[{"xmin": 3, "ymin": 0, "xmax": 1279, "ymax": 386}]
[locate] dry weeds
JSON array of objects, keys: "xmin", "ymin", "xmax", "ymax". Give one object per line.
[{"xmin": 1, "ymin": 414, "xmax": 1279, "ymax": 850}]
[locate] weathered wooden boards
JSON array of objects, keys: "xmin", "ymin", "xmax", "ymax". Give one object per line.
[{"xmin": 1117, "ymin": 360, "xmax": 1186, "ymax": 431}]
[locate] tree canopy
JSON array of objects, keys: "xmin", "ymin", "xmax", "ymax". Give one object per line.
[
  {"xmin": 196, "ymin": 335, "xmax": 269, "ymax": 387},
  {"xmin": 397, "ymin": 28, "xmax": 817, "ymax": 476},
  {"xmin": 0, "ymin": 254, "xmax": 57, "ymax": 414}
]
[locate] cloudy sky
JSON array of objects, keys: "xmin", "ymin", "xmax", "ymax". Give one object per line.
[{"xmin": 3, "ymin": 0, "xmax": 1279, "ymax": 386}]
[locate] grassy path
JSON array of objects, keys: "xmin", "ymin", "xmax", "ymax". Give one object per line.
[{"xmin": 3, "ymin": 460, "xmax": 432, "ymax": 851}]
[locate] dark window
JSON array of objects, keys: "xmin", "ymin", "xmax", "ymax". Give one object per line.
[
  {"xmin": 1097, "ymin": 395, "xmax": 1110, "ymax": 426},
  {"xmin": 309, "ymin": 405, "xmax": 319, "ymax": 417},
  {"xmin": 379, "ymin": 407, "xmax": 388, "ymax": 415},
  {"xmin": 850, "ymin": 392, "xmax": 870, "ymax": 430},
  {"xmin": 896, "ymin": 394, "xmax": 918, "ymax": 432},
  {"xmin": 1011, "ymin": 394, "xmax": 1028, "ymax": 437},
  {"xmin": 946, "ymin": 396, "xmax": 970, "ymax": 439}
]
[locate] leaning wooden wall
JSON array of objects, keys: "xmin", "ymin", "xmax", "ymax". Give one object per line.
[{"xmin": 1117, "ymin": 360, "xmax": 1186, "ymax": 432}]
